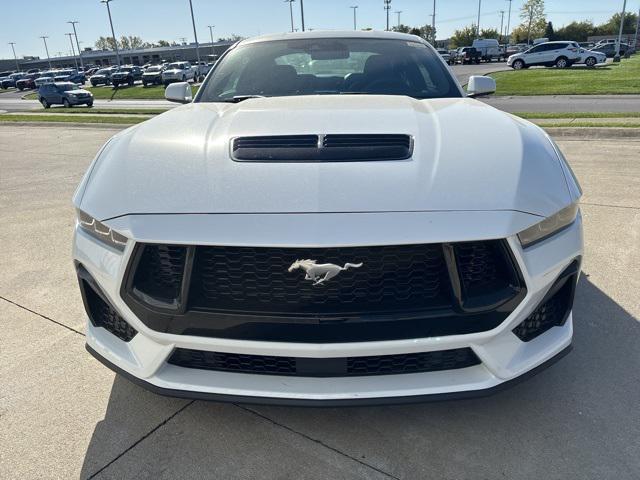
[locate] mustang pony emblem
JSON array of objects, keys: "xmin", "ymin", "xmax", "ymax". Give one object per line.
[{"xmin": 288, "ymin": 259, "xmax": 363, "ymax": 286}]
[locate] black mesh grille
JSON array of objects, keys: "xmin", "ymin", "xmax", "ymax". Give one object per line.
[
  {"xmin": 84, "ymin": 281, "xmax": 137, "ymax": 342},
  {"xmin": 132, "ymin": 245, "xmax": 186, "ymax": 302},
  {"xmin": 323, "ymin": 134, "xmax": 411, "ymax": 149},
  {"xmin": 168, "ymin": 347, "xmax": 480, "ymax": 377},
  {"xmin": 233, "ymin": 135, "xmax": 318, "ymax": 150},
  {"xmin": 513, "ymin": 277, "xmax": 574, "ymax": 342},
  {"xmin": 190, "ymin": 244, "xmax": 449, "ymax": 314}
]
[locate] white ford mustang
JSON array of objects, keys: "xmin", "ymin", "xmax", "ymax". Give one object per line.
[{"xmin": 73, "ymin": 31, "xmax": 583, "ymax": 405}]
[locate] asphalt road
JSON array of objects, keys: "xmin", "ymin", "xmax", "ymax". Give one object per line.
[{"xmin": 1, "ymin": 125, "xmax": 639, "ymax": 479}]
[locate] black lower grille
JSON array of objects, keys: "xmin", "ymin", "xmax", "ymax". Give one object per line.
[
  {"xmin": 123, "ymin": 240, "xmax": 525, "ymax": 342},
  {"xmin": 512, "ymin": 260, "xmax": 578, "ymax": 342},
  {"xmin": 81, "ymin": 278, "xmax": 137, "ymax": 342},
  {"xmin": 168, "ymin": 347, "xmax": 481, "ymax": 377}
]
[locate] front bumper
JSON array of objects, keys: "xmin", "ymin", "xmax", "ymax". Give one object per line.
[{"xmin": 74, "ymin": 211, "xmax": 583, "ymax": 404}]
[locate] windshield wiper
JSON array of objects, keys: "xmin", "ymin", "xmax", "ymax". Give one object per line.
[{"xmin": 221, "ymin": 95, "xmax": 266, "ymax": 103}]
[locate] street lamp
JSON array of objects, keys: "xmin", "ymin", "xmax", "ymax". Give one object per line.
[
  {"xmin": 505, "ymin": 0, "xmax": 513, "ymax": 44},
  {"xmin": 395, "ymin": 10, "xmax": 402, "ymax": 29},
  {"xmin": 208, "ymin": 25, "xmax": 215, "ymax": 55},
  {"xmin": 384, "ymin": 0, "xmax": 392, "ymax": 31},
  {"xmin": 40, "ymin": 36, "xmax": 52, "ymax": 69},
  {"xmin": 68, "ymin": 21, "xmax": 84, "ymax": 70},
  {"xmin": 100, "ymin": 0, "xmax": 120, "ymax": 66},
  {"xmin": 614, "ymin": 0, "xmax": 628, "ymax": 62},
  {"xmin": 8, "ymin": 42, "xmax": 19, "ymax": 71},
  {"xmin": 350, "ymin": 6, "xmax": 358, "ymax": 31},
  {"xmin": 285, "ymin": 0, "xmax": 296, "ymax": 33},
  {"xmin": 300, "ymin": 0, "xmax": 305, "ymax": 32},
  {"xmin": 66, "ymin": 33, "xmax": 79, "ymax": 69},
  {"xmin": 476, "ymin": 0, "xmax": 482, "ymax": 38},
  {"xmin": 187, "ymin": 0, "xmax": 201, "ymax": 69}
]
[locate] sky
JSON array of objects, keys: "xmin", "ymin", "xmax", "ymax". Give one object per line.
[{"xmin": 1, "ymin": 0, "xmax": 636, "ymax": 60}]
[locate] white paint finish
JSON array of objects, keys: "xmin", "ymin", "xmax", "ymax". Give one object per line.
[{"xmin": 78, "ymin": 97, "xmax": 571, "ymax": 220}]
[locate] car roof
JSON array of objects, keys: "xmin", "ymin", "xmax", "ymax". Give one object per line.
[{"xmin": 239, "ymin": 30, "xmax": 428, "ymax": 46}]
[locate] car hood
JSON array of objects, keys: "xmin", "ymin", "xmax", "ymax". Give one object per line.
[
  {"xmin": 77, "ymin": 96, "xmax": 572, "ymax": 220},
  {"xmin": 143, "ymin": 71, "xmax": 161, "ymax": 75},
  {"xmin": 68, "ymin": 89, "xmax": 91, "ymax": 95},
  {"xmin": 163, "ymin": 69, "xmax": 184, "ymax": 74}
]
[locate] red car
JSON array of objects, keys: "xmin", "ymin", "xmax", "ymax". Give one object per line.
[{"xmin": 15, "ymin": 73, "xmax": 41, "ymax": 91}]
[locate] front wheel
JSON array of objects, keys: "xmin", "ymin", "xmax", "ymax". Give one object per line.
[
  {"xmin": 128, "ymin": 78, "xmax": 134, "ymax": 86},
  {"xmin": 63, "ymin": 98, "xmax": 71, "ymax": 108},
  {"xmin": 585, "ymin": 56, "xmax": 597, "ymax": 67},
  {"xmin": 40, "ymin": 98, "xmax": 50, "ymax": 109},
  {"xmin": 555, "ymin": 57, "xmax": 569, "ymax": 68},
  {"xmin": 87, "ymin": 101, "xmax": 93, "ymax": 107},
  {"xmin": 512, "ymin": 59, "xmax": 525, "ymax": 70}
]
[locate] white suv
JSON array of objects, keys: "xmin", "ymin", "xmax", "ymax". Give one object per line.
[
  {"xmin": 161, "ymin": 62, "xmax": 195, "ymax": 86},
  {"xmin": 507, "ymin": 41, "xmax": 581, "ymax": 69}
]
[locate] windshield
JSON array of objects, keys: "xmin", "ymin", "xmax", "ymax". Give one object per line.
[
  {"xmin": 197, "ymin": 38, "xmax": 461, "ymax": 102},
  {"xmin": 96, "ymin": 69, "xmax": 110, "ymax": 75},
  {"xmin": 167, "ymin": 63, "xmax": 184, "ymax": 69},
  {"xmin": 146, "ymin": 66, "xmax": 162, "ymax": 72}
]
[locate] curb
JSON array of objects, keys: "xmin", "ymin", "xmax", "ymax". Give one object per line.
[
  {"xmin": 0, "ymin": 121, "xmax": 129, "ymax": 129},
  {"xmin": 542, "ymin": 127, "xmax": 640, "ymax": 139}
]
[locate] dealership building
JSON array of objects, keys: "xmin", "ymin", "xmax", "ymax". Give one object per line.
[{"xmin": 0, "ymin": 41, "xmax": 234, "ymax": 72}]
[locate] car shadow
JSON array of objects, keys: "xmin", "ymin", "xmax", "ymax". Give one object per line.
[{"xmin": 80, "ymin": 274, "xmax": 640, "ymax": 478}]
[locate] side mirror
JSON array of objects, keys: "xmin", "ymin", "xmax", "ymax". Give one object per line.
[
  {"xmin": 165, "ymin": 82, "xmax": 193, "ymax": 103},
  {"xmin": 467, "ymin": 75, "xmax": 496, "ymax": 97}
]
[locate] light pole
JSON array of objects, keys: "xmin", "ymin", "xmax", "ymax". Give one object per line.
[
  {"xmin": 188, "ymin": 0, "xmax": 201, "ymax": 68},
  {"xmin": 505, "ymin": 0, "xmax": 512, "ymax": 45},
  {"xmin": 476, "ymin": 0, "xmax": 482, "ymax": 38},
  {"xmin": 8, "ymin": 42, "xmax": 19, "ymax": 71},
  {"xmin": 395, "ymin": 11, "xmax": 402, "ymax": 28},
  {"xmin": 350, "ymin": 5, "xmax": 358, "ymax": 31},
  {"xmin": 66, "ymin": 33, "xmax": 79, "ymax": 69},
  {"xmin": 40, "ymin": 36, "xmax": 52, "ymax": 68},
  {"xmin": 68, "ymin": 21, "xmax": 84, "ymax": 70},
  {"xmin": 285, "ymin": 0, "xmax": 295, "ymax": 33},
  {"xmin": 614, "ymin": 0, "xmax": 627, "ymax": 62},
  {"xmin": 300, "ymin": 0, "xmax": 305, "ymax": 32},
  {"xmin": 100, "ymin": 0, "xmax": 120, "ymax": 66},
  {"xmin": 499, "ymin": 10, "xmax": 505, "ymax": 43},
  {"xmin": 208, "ymin": 25, "xmax": 215, "ymax": 54},
  {"xmin": 432, "ymin": 0, "xmax": 436, "ymax": 41},
  {"xmin": 384, "ymin": 0, "xmax": 391, "ymax": 31}
]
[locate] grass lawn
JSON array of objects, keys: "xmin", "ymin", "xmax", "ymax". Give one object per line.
[
  {"xmin": 23, "ymin": 83, "xmax": 199, "ymax": 101},
  {"xmin": 20, "ymin": 107, "xmax": 170, "ymax": 115},
  {"xmin": 490, "ymin": 55, "xmax": 640, "ymax": 95},
  {"xmin": 0, "ymin": 114, "xmax": 146, "ymax": 125},
  {"xmin": 514, "ymin": 112, "xmax": 640, "ymax": 119}
]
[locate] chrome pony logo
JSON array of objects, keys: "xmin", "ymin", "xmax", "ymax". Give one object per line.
[{"xmin": 288, "ymin": 259, "xmax": 363, "ymax": 286}]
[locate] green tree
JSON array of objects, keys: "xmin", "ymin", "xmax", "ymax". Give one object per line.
[
  {"xmin": 156, "ymin": 40, "xmax": 171, "ymax": 47},
  {"xmin": 95, "ymin": 36, "xmax": 118, "ymax": 50},
  {"xmin": 479, "ymin": 28, "xmax": 500, "ymax": 40},
  {"xmin": 391, "ymin": 24, "xmax": 411, "ymax": 34},
  {"xmin": 555, "ymin": 21, "xmax": 595, "ymax": 41},
  {"xmin": 450, "ymin": 25, "xmax": 477, "ymax": 48},
  {"xmin": 518, "ymin": 0, "xmax": 546, "ymax": 43},
  {"xmin": 406, "ymin": 25, "xmax": 437, "ymax": 43},
  {"xmin": 596, "ymin": 12, "xmax": 638, "ymax": 35},
  {"xmin": 544, "ymin": 21, "xmax": 555, "ymax": 40}
]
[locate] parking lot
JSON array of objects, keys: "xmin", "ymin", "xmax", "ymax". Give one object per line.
[{"xmin": 1, "ymin": 124, "xmax": 638, "ymax": 479}]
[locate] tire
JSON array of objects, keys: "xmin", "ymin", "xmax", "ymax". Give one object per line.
[
  {"xmin": 585, "ymin": 56, "xmax": 597, "ymax": 67},
  {"xmin": 40, "ymin": 98, "xmax": 50, "ymax": 109},
  {"xmin": 63, "ymin": 98, "xmax": 71, "ymax": 108},
  {"xmin": 164, "ymin": 81, "xmax": 170, "ymax": 87},
  {"xmin": 87, "ymin": 101, "xmax": 93, "ymax": 107},
  {"xmin": 555, "ymin": 56, "xmax": 569, "ymax": 68},
  {"xmin": 182, "ymin": 75, "xmax": 186, "ymax": 82},
  {"xmin": 142, "ymin": 82, "xmax": 147, "ymax": 87},
  {"xmin": 113, "ymin": 82, "xmax": 119, "ymax": 88},
  {"xmin": 128, "ymin": 78, "xmax": 134, "ymax": 86},
  {"xmin": 512, "ymin": 59, "xmax": 525, "ymax": 70},
  {"xmin": 18, "ymin": 86, "xmax": 23, "ymax": 91}
]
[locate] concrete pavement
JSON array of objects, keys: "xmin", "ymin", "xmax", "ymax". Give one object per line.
[{"xmin": 1, "ymin": 125, "xmax": 639, "ymax": 479}]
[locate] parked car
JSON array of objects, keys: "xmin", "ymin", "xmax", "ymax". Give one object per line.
[
  {"xmin": 111, "ymin": 66, "xmax": 143, "ymax": 87},
  {"xmin": 1, "ymin": 72, "xmax": 26, "ymax": 89},
  {"xmin": 472, "ymin": 39, "xmax": 501, "ymax": 62},
  {"xmin": 507, "ymin": 41, "xmax": 581, "ymax": 69},
  {"xmin": 161, "ymin": 61, "xmax": 195, "ymax": 86},
  {"xmin": 74, "ymin": 31, "xmax": 583, "ymax": 405},
  {"xmin": 578, "ymin": 42, "xmax": 595, "ymax": 49},
  {"xmin": 455, "ymin": 47, "xmax": 481, "ymax": 64},
  {"xmin": 26, "ymin": 68, "xmax": 41, "ymax": 74},
  {"xmin": 53, "ymin": 69, "xmax": 86, "ymax": 84},
  {"xmin": 37, "ymin": 82, "xmax": 93, "ymax": 108},
  {"xmin": 193, "ymin": 61, "xmax": 211, "ymax": 80},
  {"xmin": 436, "ymin": 49, "xmax": 452, "ymax": 64},
  {"xmin": 576, "ymin": 48, "xmax": 607, "ymax": 67},
  {"xmin": 84, "ymin": 67, "xmax": 99, "ymax": 77},
  {"xmin": 592, "ymin": 42, "xmax": 629, "ymax": 57},
  {"xmin": 141, "ymin": 65, "xmax": 165, "ymax": 86},
  {"xmin": 90, "ymin": 68, "xmax": 115, "ymax": 86},
  {"xmin": 15, "ymin": 73, "xmax": 41, "ymax": 90}
]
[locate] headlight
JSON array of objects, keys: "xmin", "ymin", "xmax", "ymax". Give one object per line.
[
  {"xmin": 76, "ymin": 209, "xmax": 128, "ymax": 251},
  {"xmin": 518, "ymin": 202, "xmax": 580, "ymax": 248}
]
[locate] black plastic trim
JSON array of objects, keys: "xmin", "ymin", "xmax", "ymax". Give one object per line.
[{"xmin": 86, "ymin": 343, "xmax": 572, "ymax": 407}]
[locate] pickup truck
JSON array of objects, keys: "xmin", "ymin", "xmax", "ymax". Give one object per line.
[
  {"xmin": 161, "ymin": 62, "xmax": 196, "ymax": 86},
  {"xmin": 455, "ymin": 47, "xmax": 481, "ymax": 65}
]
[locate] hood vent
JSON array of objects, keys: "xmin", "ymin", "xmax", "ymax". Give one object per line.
[{"xmin": 232, "ymin": 134, "xmax": 413, "ymax": 162}]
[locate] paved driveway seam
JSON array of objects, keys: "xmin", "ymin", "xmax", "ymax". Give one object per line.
[
  {"xmin": 237, "ymin": 405, "xmax": 402, "ymax": 480},
  {"xmin": 0, "ymin": 296, "xmax": 84, "ymax": 336}
]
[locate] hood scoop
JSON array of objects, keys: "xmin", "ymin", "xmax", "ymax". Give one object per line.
[{"xmin": 231, "ymin": 134, "xmax": 413, "ymax": 162}]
